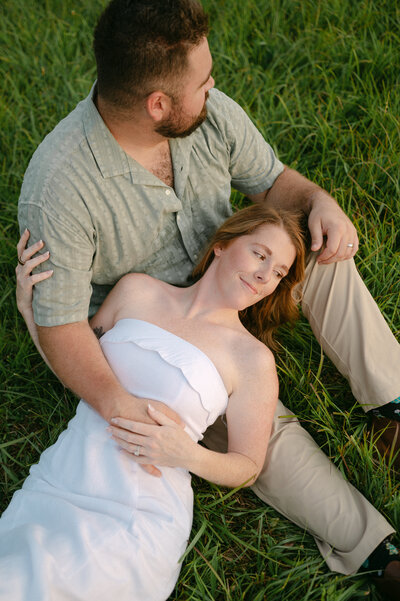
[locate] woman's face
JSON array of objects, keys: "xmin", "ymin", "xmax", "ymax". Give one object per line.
[{"xmin": 213, "ymin": 223, "xmax": 297, "ymax": 310}]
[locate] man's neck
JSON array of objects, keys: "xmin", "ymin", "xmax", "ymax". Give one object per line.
[
  {"xmin": 96, "ymin": 95, "xmax": 168, "ymax": 160},
  {"xmin": 96, "ymin": 94, "xmax": 174, "ymax": 187}
]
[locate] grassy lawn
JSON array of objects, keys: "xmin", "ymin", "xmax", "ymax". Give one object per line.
[{"xmin": 0, "ymin": 0, "xmax": 399, "ymax": 599}]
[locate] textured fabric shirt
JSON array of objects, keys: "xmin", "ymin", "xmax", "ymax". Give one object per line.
[{"xmin": 18, "ymin": 86, "xmax": 284, "ymax": 326}]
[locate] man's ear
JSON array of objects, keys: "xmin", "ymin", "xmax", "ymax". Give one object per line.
[
  {"xmin": 146, "ymin": 91, "xmax": 171, "ymax": 123},
  {"xmin": 213, "ymin": 243, "xmax": 223, "ymax": 257}
]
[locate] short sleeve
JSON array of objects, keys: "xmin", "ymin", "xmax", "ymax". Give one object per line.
[
  {"xmin": 207, "ymin": 89, "xmax": 284, "ymax": 195},
  {"xmin": 18, "ymin": 187, "xmax": 95, "ymax": 326}
]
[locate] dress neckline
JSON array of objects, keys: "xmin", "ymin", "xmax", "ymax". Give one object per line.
[{"xmin": 111, "ymin": 318, "xmax": 229, "ymax": 397}]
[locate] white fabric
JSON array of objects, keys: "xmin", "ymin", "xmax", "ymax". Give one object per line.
[{"xmin": 0, "ymin": 319, "xmax": 228, "ymax": 601}]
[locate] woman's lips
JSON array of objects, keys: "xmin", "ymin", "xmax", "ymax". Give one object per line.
[{"xmin": 240, "ymin": 277, "xmax": 258, "ymax": 294}]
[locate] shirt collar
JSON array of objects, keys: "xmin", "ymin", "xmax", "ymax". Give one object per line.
[
  {"xmin": 82, "ymin": 82, "xmax": 195, "ymax": 189},
  {"xmin": 82, "ymin": 83, "xmax": 133, "ymax": 179}
]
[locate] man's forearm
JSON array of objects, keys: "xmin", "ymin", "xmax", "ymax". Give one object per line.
[
  {"xmin": 264, "ymin": 166, "xmax": 336, "ymax": 214},
  {"xmin": 37, "ymin": 321, "xmax": 132, "ymax": 422},
  {"xmin": 262, "ymin": 165, "xmax": 358, "ymax": 262}
]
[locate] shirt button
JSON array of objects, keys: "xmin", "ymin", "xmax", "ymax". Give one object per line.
[{"xmin": 165, "ymin": 189, "xmax": 171, "ymax": 196}]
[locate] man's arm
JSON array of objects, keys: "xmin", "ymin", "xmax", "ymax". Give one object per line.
[
  {"xmin": 15, "ymin": 224, "xmax": 183, "ymax": 440},
  {"xmin": 16, "ymin": 231, "xmax": 145, "ymax": 423},
  {"xmin": 37, "ymin": 322, "xmax": 182, "ymax": 427},
  {"xmin": 212, "ymin": 92, "xmax": 358, "ymax": 263},
  {"xmin": 248, "ymin": 166, "xmax": 359, "ymax": 264}
]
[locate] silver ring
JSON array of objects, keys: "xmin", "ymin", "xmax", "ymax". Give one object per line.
[
  {"xmin": 347, "ymin": 243, "xmax": 354, "ymax": 248},
  {"xmin": 18, "ymin": 256, "xmax": 25, "ymax": 266},
  {"xmin": 134, "ymin": 445, "xmax": 141, "ymax": 457}
]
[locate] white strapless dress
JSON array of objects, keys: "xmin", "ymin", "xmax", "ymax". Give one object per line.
[{"xmin": 0, "ymin": 319, "xmax": 228, "ymax": 601}]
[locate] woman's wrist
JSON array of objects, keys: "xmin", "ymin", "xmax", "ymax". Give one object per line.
[
  {"xmin": 17, "ymin": 301, "xmax": 33, "ymax": 319},
  {"xmin": 185, "ymin": 442, "xmax": 208, "ymax": 475}
]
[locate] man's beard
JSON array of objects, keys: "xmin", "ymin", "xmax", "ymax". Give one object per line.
[{"xmin": 155, "ymin": 92, "xmax": 209, "ymax": 139}]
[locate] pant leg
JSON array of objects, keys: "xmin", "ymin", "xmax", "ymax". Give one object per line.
[
  {"xmin": 301, "ymin": 254, "xmax": 400, "ymax": 411},
  {"xmin": 203, "ymin": 403, "xmax": 394, "ymax": 575}
]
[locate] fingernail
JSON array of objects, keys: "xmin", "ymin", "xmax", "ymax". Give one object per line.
[
  {"xmin": 148, "ymin": 403, "xmax": 155, "ymax": 411},
  {"xmin": 111, "ymin": 417, "xmax": 118, "ymax": 424}
]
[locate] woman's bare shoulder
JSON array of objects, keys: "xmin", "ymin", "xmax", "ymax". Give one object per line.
[
  {"xmin": 91, "ymin": 274, "xmax": 170, "ymax": 331},
  {"xmin": 111, "ymin": 273, "xmax": 182, "ymax": 321},
  {"xmin": 241, "ymin": 334, "xmax": 275, "ymax": 369},
  {"xmin": 229, "ymin": 330, "xmax": 277, "ymax": 391},
  {"xmin": 114, "ymin": 273, "xmax": 173, "ymax": 300},
  {"xmin": 230, "ymin": 325, "xmax": 275, "ymax": 363},
  {"xmin": 116, "ymin": 272, "xmax": 162, "ymax": 290}
]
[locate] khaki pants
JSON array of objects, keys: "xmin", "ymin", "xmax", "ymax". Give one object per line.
[{"xmin": 203, "ymin": 254, "xmax": 400, "ymax": 575}]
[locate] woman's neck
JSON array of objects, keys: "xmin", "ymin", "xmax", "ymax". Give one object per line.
[{"xmin": 175, "ymin": 266, "xmax": 240, "ymax": 327}]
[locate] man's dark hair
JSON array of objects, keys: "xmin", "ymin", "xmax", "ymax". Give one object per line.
[{"xmin": 93, "ymin": 0, "xmax": 209, "ymax": 111}]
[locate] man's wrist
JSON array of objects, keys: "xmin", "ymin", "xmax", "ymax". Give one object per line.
[
  {"xmin": 308, "ymin": 188, "xmax": 337, "ymax": 213},
  {"xmin": 102, "ymin": 391, "xmax": 139, "ymax": 423}
]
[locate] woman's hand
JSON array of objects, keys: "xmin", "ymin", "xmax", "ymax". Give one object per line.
[
  {"xmin": 15, "ymin": 230, "xmax": 54, "ymax": 369},
  {"xmin": 108, "ymin": 404, "xmax": 195, "ymax": 470},
  {"xmin": 16, "ymin": 229, "xmax": 53, "ymax": 315}
]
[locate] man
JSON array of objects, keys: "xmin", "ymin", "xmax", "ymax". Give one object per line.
[{"xmin": 18, "ymin": 0, "xmax": 400, "ymax": 595}]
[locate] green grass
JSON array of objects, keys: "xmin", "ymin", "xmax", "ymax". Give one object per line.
[{"xmin": 0, "ymin": 0, "xmax": 399, "ymax": 599}]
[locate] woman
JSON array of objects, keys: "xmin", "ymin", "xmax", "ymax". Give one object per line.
[{"xmin": 1, "ymin": 205, "xmax": 305, "ymax": 601}]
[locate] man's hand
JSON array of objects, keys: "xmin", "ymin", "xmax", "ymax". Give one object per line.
[
  {"xmin": 112, "ymin": 394, "xmax": 184, "ymax": 428},
  {"xmin": 111, "ymin": 396, "xmax": 185, "ymax": 477},
  {"xmin": 109, "ymin": 405, "xmax": 192, "ymax": 472},
  {"xmin": 308, "ymin": 193, "xmax": 359, "ymax": 264}
]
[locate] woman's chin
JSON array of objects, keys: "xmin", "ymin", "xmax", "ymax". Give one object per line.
[{"xmin": 239, "ymin": 298, "xmax": 259, "ymax": 311}]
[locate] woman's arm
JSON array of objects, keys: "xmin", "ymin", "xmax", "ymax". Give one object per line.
[
  {"xmin": 109, "ymin": 344, "xmax": 278, "ymax": 488},
  {"xmin": 16, "ymin": 230, "xmax": 54, "ymax": 370}
]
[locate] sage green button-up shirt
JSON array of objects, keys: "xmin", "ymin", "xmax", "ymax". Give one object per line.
[{"xmin": 18, "ymin": 87, "xmax": 284, "ymax": 326}]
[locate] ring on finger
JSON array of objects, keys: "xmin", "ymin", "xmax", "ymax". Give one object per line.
[
  {"xmin": 134, "ymin": 445, "xmax": 141, "ymax": 457},
  {"xmin": 346, "ymin": 243, "xmax": 354, "ymax": 248},
  {"xmin": 18, "ymin": 256, "xmax": 26, "ymax": 266}
]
